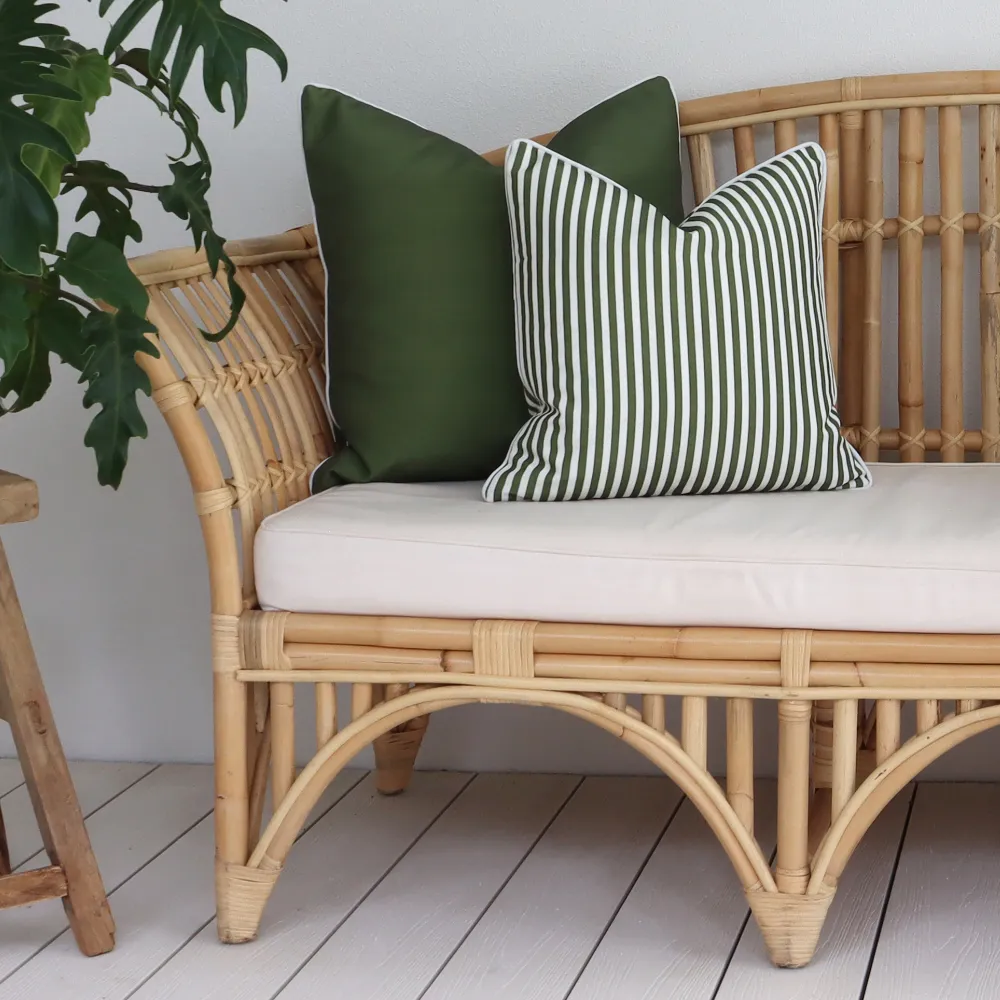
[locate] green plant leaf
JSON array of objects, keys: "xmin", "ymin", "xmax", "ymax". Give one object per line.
[
  {"xmin": 0, "ymin": 325, "xmax": 50, "ymax": 413},
  {"xmin": 157, "ymin": 158, "xmax": 209, "ymax": 238},
  {"xmin": 0, "ymin": 272, "xmax": 30, "ymax": 371},
  {"xmin": 0, "ymin": 108, "xmax": 75, "ymax": 274},
  {"xmin": 38, "ymin": 296, "xmax": 90, "ymax": 371},
  {"xmin": 102, "ymin": 0, "xmax": 287, "ymax": 124},
  {"xmin": 0, "ymin": 0, "xmax": 80, "ymax": 273},
  {"xmin": 159, "ymin": 159, "xmax": 244, "ymax": 339},
  {"xmin": 79, "ymin": 308, "xmax": 158, "ymax": 487},
  {"xmin": 63, "ymin": 160, "xmax": 143, "ymax": 249},
  {"xmin": 0, "ymin": 2, "xmax": 76, "ymax": 104},
  {"xmin": 55, "ymin": 232, "xmax": 148, "ymax": 314},
  {"xmin": 24, "ymin": 49, "xmax": 113, "ymax": 196}
]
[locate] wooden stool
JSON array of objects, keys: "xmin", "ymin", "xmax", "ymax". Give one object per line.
[{"xmin": 0, "ymin": 471, "xmax": 114, "ymax": 955}]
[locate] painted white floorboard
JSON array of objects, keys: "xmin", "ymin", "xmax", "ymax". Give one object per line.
[
  {"xmin": 130, "ymin": 771, "xmax": 472, "ymax": 1000},
  {"xmin": 569, "ymin": 781, "xmax": 778, "ymax": 1000},
  {"xmin": 280, "ymin": 773, "xmax": 581, "ymax": 1000},
  {"xmin": 421, "ymin": 775, "xmax": 682, "ymax": 1000},
  {"xmin": 864, "ymin": 783, "xmax": 1000, "ymax": 1000},
  {"xmin": 719, "ymin": 788, "xmax": 912, "ymax": 1000},
  {"xmin": 0, "ymin": 766, "xmax": 997, "ymax": 1000},
  {"xmin": 0, "ymin": 770, "xmax": 367, "ymax": 1000},
  {"xmin": 3, "ymin": 760, "xmax": 154, "ymax": 869},
  {"xmin": 0, "ymin": 764, "xmax": 213, "ymax": 983}
]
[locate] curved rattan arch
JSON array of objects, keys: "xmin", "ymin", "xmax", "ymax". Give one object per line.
[
  {"xmin": 810, "ymin": 703, "xmax": 1000, "ymax": 892},
  {"xmin": 247, "ymin": 686, "xmax": 776, "ymax": 891},
  {"xmin": 131, "ymin": 70, "xmax": 1000, "ymax": 965}
]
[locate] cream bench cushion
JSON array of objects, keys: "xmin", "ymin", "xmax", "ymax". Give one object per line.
[{"xmin": 255, "ymin": 464, "xmax": 1000, "ymax": 633}]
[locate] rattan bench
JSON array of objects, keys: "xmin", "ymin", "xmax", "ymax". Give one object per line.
[{"xmin": 131, "ymin": 70, "xmax": 1000, "ymax": 967}]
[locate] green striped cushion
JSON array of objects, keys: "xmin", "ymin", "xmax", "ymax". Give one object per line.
[{"xmin": 483, "ymin": 140, "xmax": 870, "ymax": 502}]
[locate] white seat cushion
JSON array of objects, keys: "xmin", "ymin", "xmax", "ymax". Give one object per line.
[{"xmin": 255, "ymin": 464, "xmax": 1000, "ymax": 633}]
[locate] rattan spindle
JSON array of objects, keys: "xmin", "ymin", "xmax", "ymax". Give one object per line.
[
  {"xmin": 811, "ymin": 702, "xmax": 834, "ymax": 789},
  {"xmin": 939, "ymin": 106, "xmax": 965, "ymax": 462},
  {"xmin": 604, "ymin": 692, "xmax": 628, "ymax": 712},
  {"xmin": 351, "ymin": 683, "xmax": 374, "ymax": 721},
  {"xmin": 774, "ymin": 118, "xmax": 798, "ymax": 153},
  {"xmin": 641, "ymin": 694, "xmax": 666, "ymax": 732},
  {"xmin": 861, "ymin": 110, "xmax": 885, "ymax": 462},
  {"xmin": 247, "ymin": 724, "xmax": 269, "ymax": 849},
  {"xmin": 776, "ymin": 632, "xmax": 811, "ymax": 895},
  {"xmin": 726, "ymin": 698, "xmax": 754, "ymax": 834},
  {"xmin": 385, "ymin": 682, "xmax": 409, "ymax": 702},
  {"xmin": 916, "ymin": 698, "xmax": 940, "ymax": 734},
  {"xmin": 980, "ymin": 104, "xmax": 1000, "ymax": 460},
  {"xmin": 681, "ymin": 696, "xmax": 708, "ymax": 769},
  {"xmin": 875, "ymin": 699, "xmax": 902, "ymax": 764},
  {"xmin": 831, "ymin": 699, "xmax": 858, "ymax": 819},
  {"xmin": 733, "ymin": 125, "xmax": 756, "ymax": 173},
  {"xmin": 809, "ymin": 701, "xmax": 835, "ymax": 849},
  {"xmin": 315, "ymin": 682, "xmax": 336, "ymax": 748},
  {"xmin": 957, "ymin": 698, "xmax": 983, "ymax": 714},
  {"xmin": 687, "ymin": 134, "xmax": 716, "ymax": 205},
  {"xmin": 819, "ymin": 114, "xmax": 841, "ymax": 375},
  {"xmin": 898, "ymin": 107, "xmax": 927, "ymax": 462},
  {"xmin": 838, "ymin": 110, "xmax": 865, "ymax": 425},
  {"xmin": 270, "ymin": 681, "xmax": 295, "ymax": 810}
]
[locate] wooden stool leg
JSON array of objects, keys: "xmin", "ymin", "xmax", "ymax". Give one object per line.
[{"xmin": 0, "ymin": 539, "xmax": 114, "ymax": 955}]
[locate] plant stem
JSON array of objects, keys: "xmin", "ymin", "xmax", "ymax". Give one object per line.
[
  {"xmin": 11, "ymin": 274, "xmax": 99, "ymax": 314},
  {"xmin": 61, "ymin": 168, "xmax": 162, "ymax": 195},
  {"xmin": 52, "ymin": 286, "xmax": 100, "ymax": 313}
]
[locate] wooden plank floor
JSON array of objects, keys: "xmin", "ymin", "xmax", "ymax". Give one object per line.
[{"xmin": 0, "ymin": 764, "xmax": 997, "ymax": 999}]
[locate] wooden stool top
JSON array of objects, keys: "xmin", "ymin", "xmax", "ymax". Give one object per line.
[{"xmin": 0, "ymin": 472, "xmax": 38, "ymax": 526}]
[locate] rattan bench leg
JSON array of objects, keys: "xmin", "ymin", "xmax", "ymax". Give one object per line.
[
  {"xmin": 373, "ymin": 714, "xmax": 429, "ymax": 795},
  {"xmin": 216, "ymin": 859, "xmax": 281, "ymax": 944}
]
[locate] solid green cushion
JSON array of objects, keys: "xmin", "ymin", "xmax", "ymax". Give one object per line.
[{"xmin": 303, "ymin": 79, "xmax": 682, "ymax": 491}]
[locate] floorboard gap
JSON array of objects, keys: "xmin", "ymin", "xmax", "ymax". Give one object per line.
[
  {"xmin": 708, "ymin": 842, "xmax": 779, "ymax": 999},
  {"xmin": 266, "ymin": 772, "xmax": 478, "ymax": 1000},
  {"xmin": 857, "ymin": 784, "xmax": 918, "ymax": 1000},
  {"xmin": 120, "ymin": 768, "xmax": 371, "ymax": 1000},
  {"xmin": 0, "ymin": 801, "xmax": 210, "ymax": 986},
  {"xmin": 560, "ymin": 789, "xmax": 687, "ymax": 1000},
  {"xmin": 408, "ymin": 774, "xmax": 588, "ymax": 1000}
]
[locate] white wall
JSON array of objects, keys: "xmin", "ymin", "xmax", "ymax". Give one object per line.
[{"xmin": 3, "ymin": 0, "xmax": 1000, "ymax": 777}]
